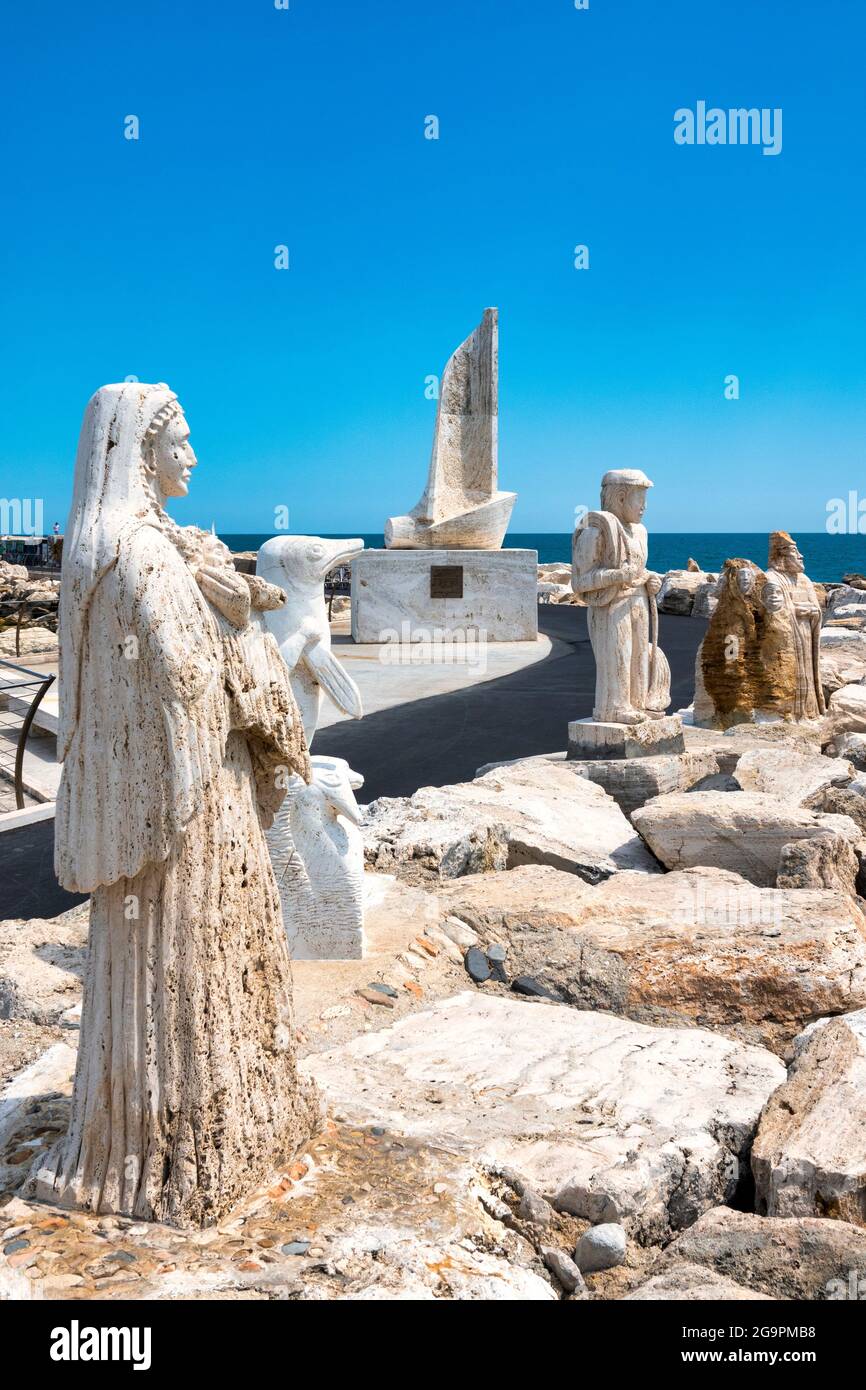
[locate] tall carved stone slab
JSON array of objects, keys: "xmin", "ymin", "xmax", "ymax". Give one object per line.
[
  {"xmin": 25, "ymin": 383, "xmax": 318, "ymax": 1229},
  {"xmin": 385, "ymin": 308, "xmax": 517, "ymax": 549}
]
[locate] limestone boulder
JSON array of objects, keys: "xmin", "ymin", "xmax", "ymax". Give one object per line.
[
  {"xmin": 0, "ymin": 904, "xmax": 88, "ymax": 1026},
  {"xmin": 657, "ymin": 569, "xmax": 714, "ymax": 617},
  {"xmin": 660, "ymin": 1206, "xmax": 866, "ymax": 1301},
  {"xmin": 632, "ymin": 791, "xmax": 861, "ymax": 886},
  {"xmin": 826, "ymin": 584, "xmax": 866, "ymax": 618},
  {"xmin": 568, "ymin": 750, "xmax": 720, "ymax": 816},
  {"xmin": 307, "ymin": 991, "xmax": 785, "ymax": 1243},
  {"xmin": 828, "ymin": 682, "xmax": 866, "ymax": 731},
  {"xmin": 752, "ymin": 1009, "xmax": 866, "ymax": 1224},
  {"xmin": 362, "ymin": 757, "xmax": 658, "ymax": 885},
  {"xmin": 776, "ymin": 832, "xmax": 861, "ymax": 900},
  {"xmin": 825, "ymin": 730, "xmax": 866, "ymax": 771},
  {"xmin": 733, "ymin": 746, "xmax": 853, "ymax": 803},
  {"xmin": 623, "ymin": 1263, "xmax": 774, "ymax": 1301},
  {"xmin": 435, "ymin": 864, "xmax": 866, "ymax": 1054},
  {"xmin": 820, "ymin": 627, "xmax": 866, "ymax": 697}
]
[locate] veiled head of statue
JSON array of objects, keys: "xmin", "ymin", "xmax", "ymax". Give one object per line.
[
  {"xmin": 768, "ymin": 530, "xmax": 803, "ymax": 574},
  {"xmin": 142, "ymin": 390, "xmax": 196, "ymax": 500}
]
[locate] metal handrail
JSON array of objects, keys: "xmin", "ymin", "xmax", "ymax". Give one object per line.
[{"xmin": 0, "ymin": 658, "xmax": 56, "ymax": 809}]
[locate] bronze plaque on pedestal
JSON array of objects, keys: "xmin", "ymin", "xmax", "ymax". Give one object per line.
[{"xmin": 430, "ymin": 565, "xmax": 463, "ymax": 598}]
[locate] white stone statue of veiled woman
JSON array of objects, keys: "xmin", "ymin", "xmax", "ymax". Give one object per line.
[{"xmin": 26, "ymin": 383, "xmax": 319, "ymax": 1229}]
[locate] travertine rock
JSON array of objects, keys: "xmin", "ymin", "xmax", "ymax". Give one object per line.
[
  {"xmin": 567, "ymin": 749, "xmax": 719, "ymax": 815},
  {"xmin": 362, "ymin": 756, "xmax": 658, "ymax": 885},
  {"xmin": 733, "ymin": 746, "xmax": 853, "ymax": 803},
  {"xmin": 820, "ymin": 627, "xmax": 866, "ymax": 697},
  {"xmin": 656, "ymin": 568, "xmax": 709, "ymax": 616},
  {"xmin": 777, "ymin": 832, "xmax": 861, "ymax": 900},
  {"xmin": 632, "ymin": 791, "xmax": 861, "ymax": 886},
  {"xmin": 826, "ymin": 729, "xmax": 866, "ymax": 771},
  {"xmin": 25, "ymin": 383, "xmax": 318, "ymax": 1230},
  {"xmin": 623, "ymin": 1263, "xmax": 774, "ymax": 1301},
  {"xmin": 694, "ymin": 537, "xmax": 825, "ymax": 728},
  {"xmin": 385, "ymin": 308, "xmax": 515, "ymax": 550},
  {"xmin": 571, "ymin": 470, "xmax": 670, "ymax": 723},
  {"xmin": 828, "ymin": 682, "xmax": 866, "ymax": 731},
  {"xmin": 307, "ymin": 991, "xmax": 785, "ymax": 1242},
  {"xmin": 435, "ymin": 864, "xmax": 866, "ymax": 1053},
  {"xmin": 660, "ymin": 1206, "xmax": 866, "ymax": 1300},
  {"xmin": 0, "ymin": 903, "xmax": 87, "ymax": 1025},
  {"xmin": 752, "ymin": 1008, "xmax": 866, "ymax": 1224}
]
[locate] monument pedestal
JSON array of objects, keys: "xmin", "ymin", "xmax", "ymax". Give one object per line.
[
  {"xmin": 351, "ymin": 548, "xmax": 538, "ymax": 643},
  {"xmin": 567, "ymin": 714, "xmax": 685, "ymax": 761}
]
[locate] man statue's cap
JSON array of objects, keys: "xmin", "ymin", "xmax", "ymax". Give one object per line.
[{"xmin": 601, "ymin": 468, "xmax": 653, "ymax": 489}]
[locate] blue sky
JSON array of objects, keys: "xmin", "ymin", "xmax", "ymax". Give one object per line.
[{"xmin": 2, "ymin": 0, "xmax": 865, "ymax": 534}]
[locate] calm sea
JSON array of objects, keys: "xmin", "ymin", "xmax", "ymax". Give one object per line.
[{"xmin": 221, "ymin": 533, "xmax": 866, "ymax": 584}]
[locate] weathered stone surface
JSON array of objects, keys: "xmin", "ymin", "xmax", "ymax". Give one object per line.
[
  {"xmin": 777, "ymin": 833, "xmax": 861, "ymax": 901},
  {"xmin": 352, "ymin": 547, "xmax": 538, "ymax": 643},
  {"xmin": 385, "ymin": 307, "xmax": 516, "ymax": 551},
  {"xmin": 660, "ymin": 1206, "xmax": 866, "ymax": 1301},
  {"xmin": 571, "ymin": 470, "xmax": 670, "ymax": 722},
  {"xmin": 1, "ymin": 1121, "xmax": 554, "ymax": 1302},
  {"xmin": 434, "ymin": 864, "xmax": 866, "ymax": 1054},
  {"xmin": 574, "ymin": 1222, "xmax": 626, "ymax": 1273},
  {"xmin": 363, "ymin": 757, "xmax": 658, "ymax": 885},
  {"xmin": 307, "ymin": 992, "xmax": 785, "ymax": 1243},
  {"xmin": 566, "ymin": 750, "xmax": 719, "ymax": 815},
  {"xmin": 820, "ymin": 627, "xmax": 866, "ymax": 697},
  {"xmin": 752, "ymin": 1009, "xmax": 866, "ymax": 1224},
  {"xmin": 826, "ymin": 584, "xmax": 866, "ymax": 619},
  {"xmin": 30, "ymin": 382, "xmax": 318, "ymax": 1230},
  {"xmin": 826, "ymin": 730, "xmax": 866, "ymax": 771},
  {"xmin": 828, "ymin": 682, "xmax": 866, "ymax": 731},
  {"xmin": 624, "ymin": 1263, "xmax": 775, "ymax": 1301},
  {"xmin": 567, "ymin": 714, "xmax": 684, "ymax": 761},
  {"xmin": 682, "ymin": 718, "xmax": 826, "ymax": 776},
  {"xmin": 657, "ymin": 569, "xmax": 711, "ymax": 617},
  {"xmin": 734, "ymin": 747, "xmax": 852, "ymax": 803},
  {"xmin": 0, "ymin": 903, "xmax": 87, "ymax": 1025},
  {"xmin": 632, "ymin": 791, "xmax": 861, "ymax": 886}
]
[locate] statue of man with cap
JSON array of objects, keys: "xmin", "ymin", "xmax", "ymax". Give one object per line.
[{"xmin": 572, "ymin": 469, "xmax": 671, "ymax": 724}]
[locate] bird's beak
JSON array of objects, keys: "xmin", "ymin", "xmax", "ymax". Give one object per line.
[{"xmin": 318, "ymin": 537, "xmax": 364, "ymax": 579}]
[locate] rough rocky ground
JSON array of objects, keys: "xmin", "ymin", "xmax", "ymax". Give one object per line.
[{"xmin": 7, "ymin": 702, "xmax": 866, "ymax": 1300}]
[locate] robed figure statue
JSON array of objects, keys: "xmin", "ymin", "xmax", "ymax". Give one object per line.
[
  {"xmin": 27, "ymin": 383, "xmax": 319, "ymax": 1228},
  {"xmin": 572, "ymin": 469, "xmax": 671, "ymax": 724}
]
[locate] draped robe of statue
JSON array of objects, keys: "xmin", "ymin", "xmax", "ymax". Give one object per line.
[
  {"xmin": 572, "ymin": 509, "xmax": 669, "ymax": 723},
  {"xmin": 764, "ymin": 565, "xmax": 825, "ymax": 721},
  {"xmin": 27, "ymin": 383, "xmax": 318, "ymax": 1228}
]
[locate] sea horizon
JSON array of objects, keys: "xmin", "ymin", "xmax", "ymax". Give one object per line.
[{"xmin": 219, "ymin": 531, "xmax": 866, "ymax": 585}]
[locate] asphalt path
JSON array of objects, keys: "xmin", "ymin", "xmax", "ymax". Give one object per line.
[{"xmin": 0, "ymin": 605, "xmax": 706, "ymax": 921}]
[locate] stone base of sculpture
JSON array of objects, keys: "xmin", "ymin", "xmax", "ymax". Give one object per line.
[
  {"xmin": 567, "ymin": 713, "xmax": 685, "ymax": 761},
  {"xmin": 351, "ymin": 548, "xmax": 538, "ymax": 643}
]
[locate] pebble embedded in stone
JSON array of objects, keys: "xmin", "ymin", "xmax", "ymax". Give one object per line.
[
  {"xmin": 486, "ymin": 943, "xmax": 507, "ymax": 963},
  {"xmin": 281, "ymin": 1241, "xmax": 311, "ymax": 1256},
  {"xmin": 511, "ymin": 976, "xmax": 558, "ymax": 1000},
  {"xmin": 574, "ymin": 1222, "xmax": 627, "ymax": 1274},
  {"xmin": 542, "ymin": 1246, "xmax": 586, "ymax": 1294},
  {"xmin": 465, "ymin": 947, "xmax": 491, "ymax": 982},
  {"xmin": 357, "ymin": 987, "xmax": 396, "ymax": 1008},
  {"xmin": 517, "ymin": 1186, "xmax": 554, "ymax": 1227},
  {"xmin": 367, "ymin": 981, "xmax": 398, "ymax": 998}
]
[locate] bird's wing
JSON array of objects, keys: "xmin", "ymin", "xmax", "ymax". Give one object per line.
[{"xmin": 302, "ymin": 642, "xmax": 363, "ymax": 718}]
